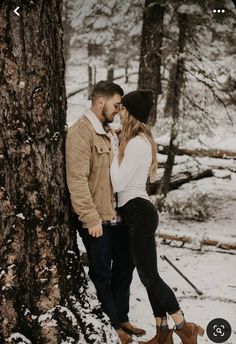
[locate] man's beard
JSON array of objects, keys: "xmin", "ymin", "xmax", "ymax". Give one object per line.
[{"xmin": 102, "ymin": 105, "xmax": 113, "ymax": 125}]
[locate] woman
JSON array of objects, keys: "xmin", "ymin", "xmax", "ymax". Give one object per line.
[{"xmin": 110, "ymin": 90, "xmax": 204, "ymax": 344}]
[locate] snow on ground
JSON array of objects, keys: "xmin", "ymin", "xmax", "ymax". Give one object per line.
[
  {"xmin": 128, "ymin": 244, "xmax": 236, "ymax": 344},
  {"xmin": 77, "ymin": 236, "xmax": 236, "ymax": 344},
  {"xmin": 156, "ymin": 169, "xmax": 236, "ymax": 239}
]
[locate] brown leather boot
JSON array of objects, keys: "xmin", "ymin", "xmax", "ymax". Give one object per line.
[
  {"xmin": 174, "ymin": 321, "xmax": 204, "ymax": 344},
  {"xmin": 159, "ymin": 327, "xmax": 173, "ymax": 344},
  {"xmin": 138, "ymin": 326, "xmax": 173, "ymax": 344},
  {"xmin": 121, "ymin": 321, "xmax": 146, "ymax": 337},
  {"xmin": 116, "ymin": 328, "xmax": 132, "ymax": 344}
]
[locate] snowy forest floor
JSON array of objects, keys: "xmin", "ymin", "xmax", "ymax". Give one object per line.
[
  {"xmin": 77, "ymin": 238, "xmax": 236, "ymax": 344},
  {"xmin": 128, "ymin": 244, "xmax": 236, "ymax": 344}
]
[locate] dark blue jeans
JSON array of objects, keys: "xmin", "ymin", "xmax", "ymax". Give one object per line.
[
  {"xmin": 78, "ymin": 222, "xmax": 135, "ymax": 329},
  {"xmin": 118, "ymin": 197, "xmax": 180, "ymax": 318}
]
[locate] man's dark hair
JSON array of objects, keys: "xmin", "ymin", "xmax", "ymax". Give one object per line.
[{"xmin": 91, "ymin": 80, "xmax": 124, "ymax": 102}]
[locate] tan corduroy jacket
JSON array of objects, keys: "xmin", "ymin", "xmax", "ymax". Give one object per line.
[{"xmin": 65, "ymin": 110, "xmax": 116, "ymax": 228}]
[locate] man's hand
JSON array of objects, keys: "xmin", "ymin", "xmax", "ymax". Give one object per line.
[{"xmin": 88, "ymin": 223, "xmax": 103, "ymax": 237}]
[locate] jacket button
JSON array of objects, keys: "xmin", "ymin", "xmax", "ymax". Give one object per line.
[{"xmin": 100, "ymin": 148, "xmax": 103, "ymax": 152}]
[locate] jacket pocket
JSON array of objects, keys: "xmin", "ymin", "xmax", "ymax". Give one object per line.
[{"xmin": 93, "ymin": 141, "xmax": 110, "ymax": 167}]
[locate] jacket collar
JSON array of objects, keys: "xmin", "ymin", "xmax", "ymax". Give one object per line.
[{"xmin": 84, "ymin": 109, "xmax": 106, "ymax": 135}]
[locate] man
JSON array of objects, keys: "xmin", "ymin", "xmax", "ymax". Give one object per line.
[{"xmin": 65, "ymin": 81, "xmax": 145, "ymax": 343}]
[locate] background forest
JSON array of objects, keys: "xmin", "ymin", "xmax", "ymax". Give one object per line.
[{"xmin": 64, "ymin": 0, "xmax": 236, "ymax": 222}]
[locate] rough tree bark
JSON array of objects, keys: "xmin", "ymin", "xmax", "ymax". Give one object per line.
[
  {"xmin": 0, "ymin": 1, "xmax": 118, "ymax": 343},
  {"xmin": 158, "ymin": 13, "xmax": 189, "ymax": 200},
  {"xmin": 138, "ymin": 0, "xmax": 165, "ymax": 125}
]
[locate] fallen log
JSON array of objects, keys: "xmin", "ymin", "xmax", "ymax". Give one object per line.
[
  {"xmin": 160, "ymin": 240, "xmax": 236, "ymax": 255},
  {"xmin": 147, "ymin": 169, "xmax": 214, "ymax": 195},
  {"xmin": 158, "ymin": 144, "xmax": 236, "ymax": 160},
  {"xmin": 169, "ymin": 169, "xmax": 213, "ymax": 189},
  {"xmin": 157, "ymin": 230, "xmax": 236, "ymax": 250},
  {"xmin": 157, "ymin": 154, "xmax": 236, "ymax": 172}
]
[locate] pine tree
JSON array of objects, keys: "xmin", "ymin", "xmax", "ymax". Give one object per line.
[
  {"xmin": 154, "ymin": 0, "xmax": 235, "ymax": 199},
  {"xmin": 138, "ymin": 0, "xmax": 165, "ymax": 125},
  {"xmin": 0, "ymin": 1, "xmax": 118, "ymax": 342}
]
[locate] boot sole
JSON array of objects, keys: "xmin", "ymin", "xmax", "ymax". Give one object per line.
[{"xmin": 121, "ymin": 327, "xmax": 146, "ymax": 337}]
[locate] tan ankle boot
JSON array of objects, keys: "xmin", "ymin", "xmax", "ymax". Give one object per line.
[
  {"xmin": 120, "ymin": 321, "xmax": 146, "ymax": 337},
  {"xmin": 116, "ymin": 328, "xmax": 132, "ymax": 344},
  {"xmin": 174, "ymin": 321, "xmax": 204, "ymax": 344},
  {"xmin": 138, "ymin": 326, "xmax": 173, "ymax": 344},
  {"xmin": 159, "ymin": 327, "xmax": 173, "ymax": 344}
]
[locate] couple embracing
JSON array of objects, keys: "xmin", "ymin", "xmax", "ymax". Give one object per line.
[{"xmin": 65, "ymin": 81, "xmax": 204, "ymax": 344}]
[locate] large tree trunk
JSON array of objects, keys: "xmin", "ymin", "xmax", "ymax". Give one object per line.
[
  {"xmin": 88, "ymin": 64, "xmax": 93, "ymax": 99},
  {"xmin": 158, "ymin": 13, "xmax": 189, "ymax": 200},
  {"xmin": 62, "ymin": 0, "xmax": 72, "ymax": 71},
  {"xmin": 0, "ymin": 1, "xmax": 117, "ymax": 343},
  {"xmin": 125, "ymin": 61, "xmax": 129, "ymax": 84},
  {"xmin": 138, "ymin": 0, "xmax": 165, "ymax": 125},
  {"xmin": 107, "ymin": 47, "xmax": 116, "ymax": 82}
]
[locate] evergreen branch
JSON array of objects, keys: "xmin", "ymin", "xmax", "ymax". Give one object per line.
[
  {"xmin": 184, "ymin": 94, "xmax": 211, "ymax": 119},
  {"xmin": 184, "ymin": 68, "xmax": 233, "ymax": 127}
]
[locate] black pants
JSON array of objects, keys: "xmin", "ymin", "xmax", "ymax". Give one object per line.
[
  {"xmin": 78, "ymin": 222, "xmax": 135, "ymax": 329},
  {"xmin": 118, "ymin": 197, "xmax": 180, "ymax": 318}
]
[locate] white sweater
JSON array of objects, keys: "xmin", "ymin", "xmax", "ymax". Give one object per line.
[{"xmin": 110, "ymin": 135, "xmax": 152, "ymax": 207}]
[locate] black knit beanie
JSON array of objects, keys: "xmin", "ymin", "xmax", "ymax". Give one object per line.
[{"xmin": 121, "ymin": 89, "xmax": 154, "ymax": 123}]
